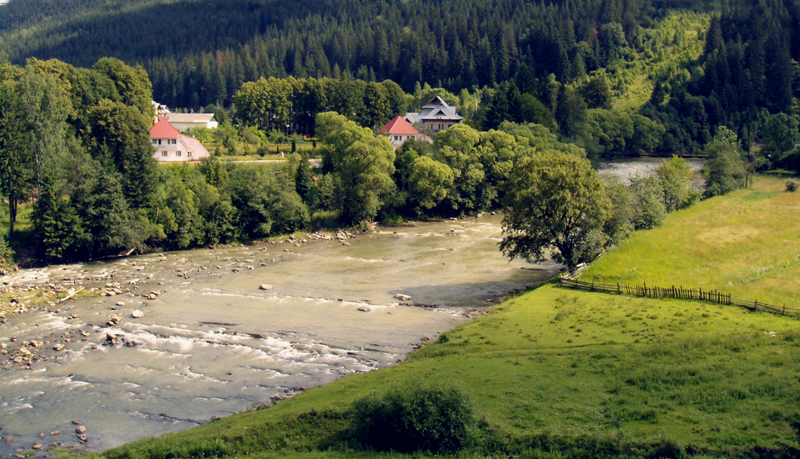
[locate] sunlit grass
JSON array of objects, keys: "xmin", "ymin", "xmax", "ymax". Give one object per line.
[
  {"xmin": 99, "ymin": 174, "xmax": 800, "ymax": 459},
  {"xmin": 582, "ymin": 176, "xmax": 800, "ymax": 307}
]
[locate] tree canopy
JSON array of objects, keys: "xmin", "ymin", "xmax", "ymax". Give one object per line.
[{"xmin": 500, "ymin": 151, "xmax": 611, "ymax": 271}]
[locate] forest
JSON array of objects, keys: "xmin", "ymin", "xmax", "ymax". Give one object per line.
[{"xmin": 2, "ymin": 0, "xmax": 800, "ymax": 266}]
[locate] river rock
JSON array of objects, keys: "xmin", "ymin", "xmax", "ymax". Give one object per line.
[
  {"xmin": 393, "ymin": 294, "xmax": 412, "ymax": 301},
  {"xmin": 50, "ymin": 432, "xmax": 60, "ymax": 436},
  {"xmin": 357, "ymin": 307, "xmax": 370, "ymax": 312},
  {"xmin": 75, "ymin": 426, "xmax": 86, "ymax": 434},
  {"xmin": 131, "ymin": 310, "xmax": 145, "ymax": 318},
  {"xmin": 32, "ymin": 445, "xmax": 42, "ymax": 450},
  {"xmin": 107, "ymin": 316, "xmax": 122, "ymax": 326},
  {"xmin": 115, "ymin": 301, "xmax": 125, "ymax": 306},
  {"xmin": 259, "ymin": 284, "xmax": 272, "ymax": 291},
  {"xmin": 53, "ymin": 343, "xmax": 65, "ymax": 351}
]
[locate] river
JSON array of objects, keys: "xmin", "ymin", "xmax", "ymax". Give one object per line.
[{"xmin": 0, "ymin": 215, "xmax": 558, "ymax": 455}]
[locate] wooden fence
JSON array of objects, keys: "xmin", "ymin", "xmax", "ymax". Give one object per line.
[{"xmin": 559, "ymin": 278, "xmax": 800, "ymax": 317}]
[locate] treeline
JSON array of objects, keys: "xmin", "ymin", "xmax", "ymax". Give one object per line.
[
  {"xmin": 0, "ymin": 58, "xmax": 311, "ymax": 263},
  {"xmin": 1, "ymin": 0, "xmax": 654, "ymax": 108}
]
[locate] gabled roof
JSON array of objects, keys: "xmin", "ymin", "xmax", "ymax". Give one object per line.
[
  {"xmin": 418, "ymin": 96, "xmax": 463, "ymax": 121},
  {"xmin": 166, "ymin": 113, "xmax": 216, "ymax": 123},
  {"xmin": 422, "ymin": 96, "xmax": 449, "ymax": 109},
  {"xmin": 380, "ymin": 116, "xmax": 419, "ymax": 135},
  {"xmin": 150, "ymin": 118, "xmax": 180, "ymax": 139}
]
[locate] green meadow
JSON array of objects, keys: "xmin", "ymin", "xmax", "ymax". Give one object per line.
[
  {"xmin": 103, "ymin": 177, "xmax": 800, "ymax": 459},
  {"xmin": 582, "ymin": 176, "xmax": 800, "ymax": 308}
]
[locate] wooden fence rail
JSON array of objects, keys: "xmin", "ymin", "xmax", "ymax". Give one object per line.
[{"xmin": 558, "ymin": 278, "xmax": 799, "ymax": 317}]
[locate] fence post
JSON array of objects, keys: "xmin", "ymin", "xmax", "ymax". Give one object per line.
[{"xmin": 617, "ymin": 282, "xmax": 621, "ymax": 294}]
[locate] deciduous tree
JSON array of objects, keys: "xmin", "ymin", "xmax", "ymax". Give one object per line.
[{"xmin": 500, "ymin": 151, "xmax": 610, "ymax": 271}]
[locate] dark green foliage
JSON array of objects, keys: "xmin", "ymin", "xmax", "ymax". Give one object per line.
[
  {"xmin": 629, "ymin": 175, "xmax": 667, "ymax": 229},
  {"xmin": 0, "ymin": 78, "xmax": 29, "ymax": 234},
  {"xmin": 1, "ymin": 0, "xmax": 651, "ymax": 109},
  {"xmin": 350, "ymin": 381, "xmax": 475, "ymax": 454},
  {"xmin": 554, "ymin": 85, "xmax": 587, "ymax": 139},
  {"xmin": 500, "ymin": 151, "xmax": 610, "ymax": 271},
  {"xmin": 33, "ymin": 175, "xmax": 83, "ymax": 261},
  {"xmin": 785, "ymin": 180, "xmax": 798, "ymax": 192},
  {"xmin": 579, "ymin": 77, "xmax": 612, "ymax": 109},
  {"xmin": 84, "ymin": 98, "xmax": 157, "ymax": 209},
  {"xmin": 703, "ymin": 126, "xmax": 747, "ymax": 197}
]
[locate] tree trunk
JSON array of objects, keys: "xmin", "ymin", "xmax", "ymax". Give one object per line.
[{"xmin": 9, "ymin": 198, "xmax": 16, "ymax": 234}]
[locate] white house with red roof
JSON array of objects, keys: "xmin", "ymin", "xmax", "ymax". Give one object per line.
[
  {"xmin": 379, "ymin": 116, "xmax": 432, "ymax": 149},
  {"xmin": 150, "ymin": 118, "xmax": 211, "ymax": 162}
]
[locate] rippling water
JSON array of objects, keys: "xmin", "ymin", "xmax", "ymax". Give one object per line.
[{"xmin": 0, "ymin": 215, "xmax": 558, "ymax": 454}]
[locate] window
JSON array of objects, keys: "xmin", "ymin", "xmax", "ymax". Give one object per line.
[
  {"xmin": 188, "ymin": 152, "xmax": 193, "ymax": 158},
  {"xmin": 394, "ymin": 136, "xmax": 399, "ymax": 141},
  {"xmin": 176, "ymin": 151, "xmax": 182, "ymax": 157},
  {"xmin": 161, "ymin": 151, "xmax": 167, "ymax": 157},
  {"xmin": 157, "ymin": 139, "xmax": 162, "ymax": 145}
]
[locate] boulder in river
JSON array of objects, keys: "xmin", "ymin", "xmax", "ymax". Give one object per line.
[
  {"xmin": 75, "ymin": 426, "xmax": 86, "ymax": 434},
  {"xmin": 131, "ymin": 310, "xmax": 145, "ymax": 318},
  {"xmin": 107, "ymin": 316, "xmax": 122, "ymax": 326},
  {"xmin": 259, "ymin": 284, "xmax": 273, "ymax": 291},
  {"xmin": 393, "ymin": 294, "xmax": 412, "ymax": 301}
]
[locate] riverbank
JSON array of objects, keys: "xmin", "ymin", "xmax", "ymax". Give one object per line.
[
  {"xmin": 103, "ymin": 175, "xmax": 800, "ymax": 458},
  {"xmin": 0, "ymin": 215, "xmax": 555, "ymax": 456}
]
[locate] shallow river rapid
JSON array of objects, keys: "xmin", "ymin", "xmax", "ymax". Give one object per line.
[{"xmin": 0, "ymin": 215, "xmax": 558, "ymax": 455}]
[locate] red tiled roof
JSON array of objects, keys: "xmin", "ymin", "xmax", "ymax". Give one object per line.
[
  {"xmin": 380, "ymin": 116, "xmax": 418, "ymax": 135},
  {"xmin": 150, "ymin": 118, "xmax": 180, "ymax": 139}
]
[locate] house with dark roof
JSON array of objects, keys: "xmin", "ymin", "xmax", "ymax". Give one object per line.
[
  {"xmin": 404, "ymin": 96, "xmax": 463, "ymax": 133},
  {"xmin": 379, "ymin": 116, "xmax": 432, "ymax": 149},
  {"xmin": 150, "ymin": 118, "xmax": 211, "ymax": 162}
]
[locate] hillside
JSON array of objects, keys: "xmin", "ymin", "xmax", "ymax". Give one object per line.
[
  {"xmin": 0, "ymin": 0, "xmax": 663, "ymax": 107},
  {"xmin": 102, "ymin": 176, "xmax": 800, "ymax": 459}
]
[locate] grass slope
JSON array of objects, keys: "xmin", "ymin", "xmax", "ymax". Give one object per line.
[
  {"xmin": 103, "ymin": 177, "xmax": 800, "ymax": 459},
  {"xmin": 582, "ymin": 176, "xmax": 800, "ymax": 307}
]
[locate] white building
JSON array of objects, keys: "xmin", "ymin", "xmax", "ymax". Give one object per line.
[
  {"xmin": 165, "ymin": 113, "xmax": 219, "ymax": 132},
  {"xmin": 404, "ymin": 96, "xmax": 463, "ymax": 133},
  {"xmin": 378, "ymin": 116, "xmax": 432, "ymax": 149},
  {"xmin": 150, "ymin": 118, "xmax": 211, "ymax": 162}
]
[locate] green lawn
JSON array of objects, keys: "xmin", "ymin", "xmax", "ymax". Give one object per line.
[{"xmin": 104, "ymin": 176, "xmax": 800, "ymax": 459}]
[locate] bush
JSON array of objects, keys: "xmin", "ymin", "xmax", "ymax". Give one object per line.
[
  {"xmin": 349, "ymin": 381, "xmax": 475, "ymax": 454},
  {"xmin": 256, "ymin": 145, "xmax": 270, "ymax": 157},
  {"xmin": 785, "ymin": 180, "xmax": 798, "ymax": 192}
]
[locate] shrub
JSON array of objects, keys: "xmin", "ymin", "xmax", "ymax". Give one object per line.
[
  {"xmin": 785, "ymin": 180, "xmax": 798, "ymax": 192},
  {"xmin": 349, "ymin": 381, "xmax": 475, "ymax": 454}
]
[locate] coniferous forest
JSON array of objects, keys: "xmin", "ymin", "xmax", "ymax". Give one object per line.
[{"xmin": 2, "ymin": 0, "xmax": 800, "ymax": 266}]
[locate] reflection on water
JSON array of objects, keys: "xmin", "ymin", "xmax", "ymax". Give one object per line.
[{"xmin": 0, "ymin": 215, "xmax": 559, "ymax": 454}]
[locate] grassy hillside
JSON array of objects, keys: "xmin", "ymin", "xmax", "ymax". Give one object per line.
[
  {"xmin": 582, "ymin": 176, "xmax": 800, "ymax": 307},
  {"xmin": 103, "ymin": 176, "xmax": 800, "ymax": 459}
]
